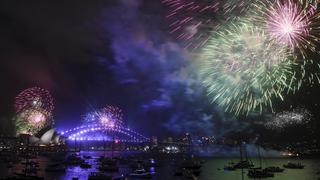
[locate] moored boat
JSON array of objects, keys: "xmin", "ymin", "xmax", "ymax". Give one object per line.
[
  {"xmin": 12, "ymin": 173, "xmax": 44, "ymax": 180},
  {"xmin": 234, "ymin": 160, "xmax": 254, "ymax": 169},
  {"xmin": 283, "ymin": 162, "xmax": 304, "ymax": 169},
  {"xmin": 88, "ymin": 172, "xmax": 112, "ymax": 180},
  {"xmin": 83, "ymin": 155, "xmax": 92, "ymax": 159},
  {"xmin": 45, "ymin": 163, "xmax": 65, "ymax": 172},
  {"xmin": 264, "ymin": 166, "xmax": 285, "ymax": 173},
  {"xmin": 247, "ymin": 169, "xmax": 274, "ymax": 178},
  {"xmin": 129, "ymin": 169, "xmax": 155, "ymax": 179},
  {"xmin": 98, "ymin": 164, "xmax": 119, "ymax": 172},
  {"xmin": 223, "ymin": 165, "xmax": 236, "ymax": 171},
  {"xmin": 64, "ymin": 155, "xmax": 84, "ymax": 165},
  {"xmin": 80, "ymin": 162, "xmax": 92, "ymax": 169},
  {"xmin": 180, "ymin": 160, "xmax": 202, "ymax": 170}
]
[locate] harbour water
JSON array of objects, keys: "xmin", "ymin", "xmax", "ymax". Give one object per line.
[
  {"xmin": 0, "ymin": 151, "xmax": 319, "ymax": 180},
  {"xmin": 200, "ymin": 158, "xmax": 320, "ymax": 180}
]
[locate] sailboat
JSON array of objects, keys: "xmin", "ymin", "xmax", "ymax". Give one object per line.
[
  {"xmin": 229, "ymin": 142, "xmax": 254, "ymax": 169},
  {"xmin": 247, "ymin": 145, "xmax": 276, "ymax": 178},
  {"xmin": 223, "ymin": 142, "xmax": 255, "ymax": 173}
]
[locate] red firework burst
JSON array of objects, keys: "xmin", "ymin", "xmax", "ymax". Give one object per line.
[{"xmin": 14, "ymin": 87, "xmax": 54, "ymax": 114}]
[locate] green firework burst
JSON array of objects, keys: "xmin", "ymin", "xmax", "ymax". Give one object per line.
[
  {"xmin": 15, "ymin": 108, "xmax": 52, "ymax": 136},
  {"xmin": 200, "ymin": 21, "xmax": 303, "ymax": 116}
]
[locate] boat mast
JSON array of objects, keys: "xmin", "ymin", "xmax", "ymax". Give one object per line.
[
  {"xmin": 239, "ymin": 142, "xmax": 243, "ymax": 162},
  {"xmin": 240, "ymin": 141, "xmax": 244, "ymax": 180},
  {"xmin": 258, "ymin": 145, "xmax": 262, "ymax": 168}
]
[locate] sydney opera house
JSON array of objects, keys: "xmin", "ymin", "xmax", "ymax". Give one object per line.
[
  {"xmin": 16, "ymin": 126, "xmax": 65, "ymax": 149},
  {"xmin": 26, "ymin": 127, "xmax": 64, "ymax": 145}
]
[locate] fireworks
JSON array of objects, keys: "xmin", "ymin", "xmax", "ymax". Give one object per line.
[
  {"xmin": 25, "ymin": 110, "xmax": 46, "ymax": 124},
  {"xmin": 102, "ymin": 105, "xmax": 124, "ymax": 124},
  {"xmin": 200, "ymin": 21, "xmax": 302, "ymax": 115},
  {"xmin": 163, "ymin": 0, "xmax": 320, "ymax": 115},
  {"xmin": 14, "ymin": 87, "xmax": 54, "ymax": 135},
  {"xmin": 265, "ymin": 107, "xmax": 312, "ymax": 131},
  {"xmin": 251, "ymin": 0, "xmax": 320, "ymax": 58},
  {"xmin": 83, "ymin": 105, "xmax": 123, "ymax": 128},
  {"xmin": 14, "ymin": 87, "xmax": 54, "ymax": 114},
  {"xmin": 63, "ymin": 106, "xmax": 148, "ymax": 142},
  {"xmin": 15, "ymin": 109, "xmax": 49, "ymax": 135},
  {"xmin": 302, "ymin": 59, "xmax": 320, "ymax": 84},
  {"xmin": 82, "ymin": 111, "xmax": 99, "ymax": 124},
  {"xmin": 162, "ymin": 0, "xmax": 254, "ymax": 51}
]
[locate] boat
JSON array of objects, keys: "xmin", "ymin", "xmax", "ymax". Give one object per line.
[
  {"xmin": 80, "ymin": 162, "xmax": 92, "ymax": 169},
  {"xmin": 98, "ymin": 158, "xmax": 119, "ymax": 172},
  {"xmin": 21, "ymin": 160, "xmax": 39, "ymax": 167},
  {"xmin": 223, "ymin": 165, "xmax": 236, "ymax": 171},
  {"xmin": 264, "ymin": 166, "xmax": 285, "ymax": 173},
  {"xmin": 88, "ymin": 172, "xmax": 112, "ymax": 180},
  {"xmin": 180, "ymin": 160, "xmax": 202, "ymax": 170},
  {"xmin": 128, "ymin": 160, "xmax": 144, "ymax": 169},
  {"xmin": 191, "ymin": 169, "xmax": 201, "ymax": 176},
  {"xmin": 173, "ymin": 167, "xmax": 200, "ymax": 177},
  {"xmin": 45, "ymin": 163, "xmax": 66, "ymax": 172},
  {"xmin": 22, "ymin": 167, "xmax": 39, "ymax": 174},
  {"xmin": 64, "ymin": 155, "xmax": 84, "ymax": 165},
  {"xmin": 247, "ymin": 169, "xmax": 274, "ymax": 178},
  {"xmin": 129, "ymin": 169, "xmax": 155, "ymax": 179},
  {"xmin": 8, "ymin": 173, "xmax": 44, "ymax": 180},
  {"xmin": 98, "ymin": 164, "xmax": 119, "ymax": 172},
  {"xmin": 113, "ymin": 175, "xmax": 127, "ymax": 180},
  {"xmin": 97, "ymin": 156, "xmax": 111, "ymax": 163},
  {"xmin": 182, "ymin": 169, "xmax": 198, "ymax": 180},
  {"xmin": 283, "ymin": 162, "xmax": 304, "ymax": 169},
  {"xmin": 233, "ymin": 160, "xmax": 254, "ymax": 169},
  {"xmin": 233, "ymin": 142, "xmax": 255, "ymax": 169},
  {"xmin": 118, "ymin": 157, "xmax": 131, "ymax": 165},
  {"xmin": 223, "ymin": 161, "xmax": 236, "ymax": 171},
  {"xmin": 83, "ymin": 155, "xmax": 92, "ymax": 159},
  {"xmin": 19, "ymin": 154, "xmax": 36, "ymax": 160},
  {"xmin": 173, "ymin": 168, "xmax": 183, "ymax": 176}
]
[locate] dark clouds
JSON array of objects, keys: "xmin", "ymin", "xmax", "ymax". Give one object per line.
[{"xmin": 93, "ymin": 0, "xmax": 251, "ymax": 137}]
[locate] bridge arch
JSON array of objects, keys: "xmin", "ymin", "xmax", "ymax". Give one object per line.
[{"xmin": 60, "ymin": 123, "xmax": 149, "ymax": 143}]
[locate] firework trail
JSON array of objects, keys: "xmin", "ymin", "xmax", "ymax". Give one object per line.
[{"xmin": 162, "ymin": 0, "xmax": 254, "ymax": 51}]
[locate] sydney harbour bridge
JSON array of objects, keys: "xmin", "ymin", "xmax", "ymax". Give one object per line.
[{"xmin": 59, "ymin": 123, "xmax": 149, "ymax": 143}]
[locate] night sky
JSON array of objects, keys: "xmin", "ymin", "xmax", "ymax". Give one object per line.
[{"xmin": 0, "ymin": 1, "xmax": 319, "ymax": 141}]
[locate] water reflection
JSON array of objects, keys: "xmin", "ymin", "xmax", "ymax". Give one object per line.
[
  {"xmin": 0, "ymin": 151, "xmax": 319, "ymax": 180},
  {"xmin": 149, "ymin": 167, "xmax": 156, "ymax": 173}
]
